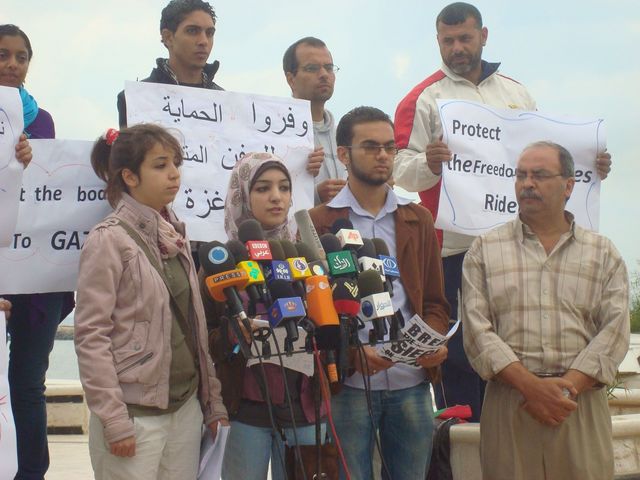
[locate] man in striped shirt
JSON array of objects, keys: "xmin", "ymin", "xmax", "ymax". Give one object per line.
[
  {"xmin": 393, "ymin": 1, "xmax": 613, "ymax": 422},
  {"xmin": 461, "ymin": 141, "xmax": 629, "ymax": 480}
]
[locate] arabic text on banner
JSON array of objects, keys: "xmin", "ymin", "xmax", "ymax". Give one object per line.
[{"xmin": 125, "ymin": 81, "xmax": 315, "ymax": 241}]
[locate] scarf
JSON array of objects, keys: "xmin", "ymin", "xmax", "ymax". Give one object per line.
[
  {"xmin": 19, "ymin": 87, "xmax": 39, "ymax": 130},
  {"xmin": 158, "ymin": 207, "xmax": 185, "ymax": 259},
  {"xmin": 223, "ymin": 152, "xmax": 295, "ymax": 242}
]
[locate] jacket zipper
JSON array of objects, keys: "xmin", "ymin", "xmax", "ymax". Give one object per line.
[{"xmin": 116, "ymin": 351, "xmax": 154, "ymax": 375}]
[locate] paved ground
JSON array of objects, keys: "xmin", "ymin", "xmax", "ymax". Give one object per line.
[{"xmin": 48, "ymin": 435, "xmax": 92, "ymax": 479}]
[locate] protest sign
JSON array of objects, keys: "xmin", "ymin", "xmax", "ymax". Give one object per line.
[
  {"xmin": 436, "ymin": 99, "xmax": 604, "ymax": 235},
  {"xmin": 125, "ymin": 81, "xmax": 315, "ymax": 241},
  {"xmin": 0, "ymin": 86, "xmax": 25, "ymax": 247},
  {"xmin": 0, "ymin": 140, "xmax": 109, "ymax": 294}
]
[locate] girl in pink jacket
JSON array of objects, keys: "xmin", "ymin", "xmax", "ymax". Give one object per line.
[{"xmin": 74, "ymin": 124, "xmax": 228, "ymax": 480}]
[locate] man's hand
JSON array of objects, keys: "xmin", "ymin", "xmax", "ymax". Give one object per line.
[
  {"xmin": 317, "ymin": 179, "xmax": 347, "ymax": 203},
  {"xmin": 307, "ymin": 147, "xmax": 324, "ymax": 177},
  {"xmin": 521, "ymin": 377, "xmax": 578, "ymax": 426},
  {"xmin": 353, "ymin": 346, "xmax": 394, "ymax": 376},
  {"xmin": 15, "ymin": 134, "xmax": 32, "ymax": 168},
  {"xmin": 109, "ymin": 435, "xmax": 136, "ymax": 457},
  {"xmin": 416, "ymin": 346, "xmax": 448, "ymax": 369},
  {"xmin": 0, "ymin": 298, "xmax": 11, "ymax": 321},
  {"xmin": 425, "ymin": 140, "xmax": 452, "ymax": 175},
  {"xmin": 208, "ymin": 418, "xmax": 230, "ymax": 441},
  {"xmin": 228, "ymin": 317, "xmax": 255, "ymax": 344},
  {"xmin": 596, "ymin": 151, "xmax": 612, "ymax": 180}
]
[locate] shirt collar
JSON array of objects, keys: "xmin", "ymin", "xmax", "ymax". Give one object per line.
[
  {"xmin": 516, "ymin": 211, "xmax": 577, "ymax": 243},
  {"xmin": 328, "ymin": 183, "xmax": 412, "ymax": 219},
  {"xmin": 441, "ymin": 60, "xmax": 501, "ymax": 84}
]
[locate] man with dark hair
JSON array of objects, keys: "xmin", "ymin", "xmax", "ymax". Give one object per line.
[
  {"xmin": 393, "ymin": 1, "xmax": 612, "ymax": 421},
  {"xmin": 284, "ymin": 37, "xmax": 347, "ymax": 205},
  {"xmin": 309, "ymin": 106, "xmax": 450, "ymax": 479},
  {"xmin": 117, "ymin": 0, "xmax": 221, "ymax": 127},
  {"xmin": 462, "ymin": 141, "xmax": 628, "ymax": 479}
]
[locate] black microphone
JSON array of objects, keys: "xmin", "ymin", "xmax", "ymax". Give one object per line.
[
  {"xmin": 371, "ymin": 237, "xmax": 398, "ymax": 298},
  {"xmin": 321, "ymin": 233, "xmax": 357, "ymax": 279},
  {"xmin": 267, "ymin": 279, "xmax": 306, "ymax": 354},
  {"xmin": 357, "ymin": 238, "xmax": 385, "ymax": 279},
  {"xmin": 280, "ymin": 239, "xmax": 310, "ymax": 299},
  {"xmin": 296, "ymin": 241, "xmax": 327, "ymax": 277},
  {"xmin": 237, "ymin": 219, "xmax": 272, "ymax": 304},
  {"xmin": 226, "ymin": 239, "xmax": 262, "ymax": 308},
  {"xmin": 332, "ymin": 277, "xmax": 361, "ymax": 381},
  {"xmin": 358, "ymin": 269, "xmax": 393, "ymax": 345},
  {"xmin": 199, "ymin": 241, "xmax": 252, "ymax": 357}
]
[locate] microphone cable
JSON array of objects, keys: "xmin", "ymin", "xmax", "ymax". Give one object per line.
[
  {"xmin": 312, "ymin": 337, "xmax": 351, "ymax": 480},
  {"xmin": 269, "ymin": 326, "xmax": 309, "ymax": 480},
  {"xmin": 354, "ymin": 339, "xmax": 392, "ymax": 479},
  {"xmin": 243, "ymin": 321, "xmax": 289, "ymax": 479}
]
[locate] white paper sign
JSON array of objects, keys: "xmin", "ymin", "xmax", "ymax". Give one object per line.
[
  {"xmin": 0, "ymin": 86, "xmax": 25, "ymax": 247},
  {"xmin": 125, "ymin": 82, "xmax": 315, "ymax": 241},
  {"xmin": 376, "ymin": 314, "xmax": 459, "ymax": 365},
  {"xmin": 0, "ymin": 311, "xmax": 18, "ymax": 479},
  {"xmin": 0, "ymin": 140, "xmax": 111, "ymax": 294},
  {"xmin": 436, "ymin": 99, "xmax": 604, "ymax": 235}
]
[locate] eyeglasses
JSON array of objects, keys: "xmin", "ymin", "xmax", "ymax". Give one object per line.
[
  {"xmin": 299, "ymin": 63, "xmax": 340, "ymax": 74},
  {"xmin": 514, "ymin": 169, "xmax": 565, "ymax": 182},
  {"xmin": 346, "ymin": 144, "xmax": 398, "ymax": 156}
]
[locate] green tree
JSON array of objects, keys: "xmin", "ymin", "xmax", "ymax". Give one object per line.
[{"xmin": 631, "ymin": 270, "xmax": 640, "ymax": 333}]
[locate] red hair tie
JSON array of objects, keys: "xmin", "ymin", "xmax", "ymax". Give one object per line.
[{"xmin": 103, "ymin": 128, "xmax": 119, "ymax": 146}]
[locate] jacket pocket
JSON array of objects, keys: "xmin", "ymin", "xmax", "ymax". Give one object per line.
[
  {"xmin": 116, "ymin": 351, "xmax": 154, "ymax": 375},
  {"xmin": 112, "ymin": 320, "xmax": 150, "ymax": 365}
]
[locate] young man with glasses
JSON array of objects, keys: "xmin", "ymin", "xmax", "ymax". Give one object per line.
[
  {"xmin": 309, "ymin": 106, "xmax": 450, "ymax": 479},
  {"xmin": 461, "ymin": 141, "xmax": 628, "ymax": 480},
  {"xmin": 393, "ymin": 2, "xmax": 613, "ymax": 421},
  {"xmin": 284, "ymin": 37, "xmax": 348, "ymax": 204}
]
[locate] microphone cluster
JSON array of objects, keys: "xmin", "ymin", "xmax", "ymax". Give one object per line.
[{"xmin": 199, "ymin": 209, "xmax": 402, "ymax": 383}]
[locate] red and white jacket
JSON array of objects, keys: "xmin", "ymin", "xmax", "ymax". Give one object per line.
[{"xmin": 394, "ymin": 61, "xmax": 535, "ymax": 256}]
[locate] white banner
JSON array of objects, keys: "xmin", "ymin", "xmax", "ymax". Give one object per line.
[
  {"xmin": 435, "ymin": 99, "xmax": 604, "ymax": 234},
  {"xmin": 0, "ymin": 311, "xmax": 18, "ymax": 479},
  {"xmin": 0, "ymin": 86, "xmax": 25, "ymax": 247},
  {"xmin": 0, "ymin": 140, "xmax": 110, "ymax": 294},
  {"xmin": 125, "ymin": 82, "xmax": 315, "ymax": 241}
]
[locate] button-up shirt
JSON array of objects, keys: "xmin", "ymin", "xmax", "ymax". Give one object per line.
[
  {"xmin": 327, "ymin": 184, "xmax": 427, "ymax": 390},
  {"xmin": 462, "ymin": 213, "xmax": 629, "ymax": 385}
]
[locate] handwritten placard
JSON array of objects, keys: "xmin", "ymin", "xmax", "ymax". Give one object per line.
[
  {"xmin": 125, "ymin": 82, "xmax": 315, "ymax": 241},
  {"xmin": 436, "ymin": 99, "xmax": 604, "ymax": 234}
]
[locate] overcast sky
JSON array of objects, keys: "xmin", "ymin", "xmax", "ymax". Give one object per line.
[{"xmin": 4, "ymin": 0, "xmax": 639, "ymax": 271}]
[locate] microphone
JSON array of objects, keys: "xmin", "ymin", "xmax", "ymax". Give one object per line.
[
  {"xmin": 263, "ymin": 240, "xmax": 294, "ymax": 284},
  {"xmin": 238, "ymin": 219, "xmax": 273, "ymax": 262},
  {"xmin": 321, "ymin": 233, "xmax": 357, "ymax": 279},
  {"xmin": 358, "ymin": 269, "xmax": 394, "ymax": 344},
  {"xmin": 357, "ymin": 238, "xmax": 385, "ymax": 280},
  {"xmin": 305, "ymin": 275, "xmax": 340, "ymax": 350},
  {"xmin": 281, "ymin": 240, "xmax": 312, "ymax": 298},
  {"xmin": 199, "ymin": 241, "xmax": 252, "ymax": 356},
  {"xmin": 371, "ymin": 237, "xmax": 400, "ymax": 297},
  {"xmin": 331, "ymin": 277, "xmax": 361, "ymax": 381},
  {"xmin": 226, "ymin": 239, "xmax": 264, "ymax": 307},
  {"xmin": 296, "ymin": 241, "xmax": 327, "ymax": 277},
  {"xmin": 268, "ymin": 279, "xmax": 306, "ymax": 354},
  {"xmin": 331, "ymin": 218, "xmax": 364, "ymax": 251},
  {"xmin": 294, "ymin": 209, "xmax": 326, "ymax": 260}
]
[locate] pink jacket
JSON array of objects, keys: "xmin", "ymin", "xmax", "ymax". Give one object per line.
[{"xmin": 75, "ymin": 194, "xmax": 227, "ymax": 443}]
